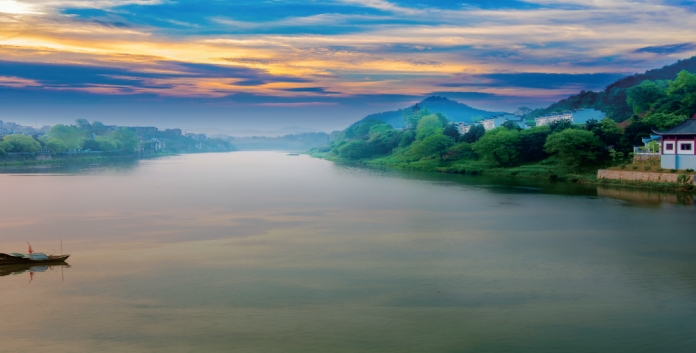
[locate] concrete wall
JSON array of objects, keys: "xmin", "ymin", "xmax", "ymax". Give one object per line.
[
  {"xmin": 598, "ymin": 169, "xmax": 695, "ymax": 184},
  {"xmin": 661, "ymin": 155, "xmax": 696, "ymax": 170}
]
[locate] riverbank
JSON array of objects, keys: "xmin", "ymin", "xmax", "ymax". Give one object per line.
[
  {"xmin": 0, "ymin": 151, "xmax": 181, "ymax": 170},
  {"xmin": 312, "ymin": 152, "xmax": 696, "ymax": 193}
]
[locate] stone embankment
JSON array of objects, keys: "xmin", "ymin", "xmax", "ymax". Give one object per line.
[{"xmin": 598, "ymin": 170, "xmax": 695, "ymax": 184}]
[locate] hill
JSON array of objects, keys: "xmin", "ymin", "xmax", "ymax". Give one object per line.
[
  {"xmin": 361, "ymin": 96, "xmax": 505, "ymax": 128},
  {"xmin": 531, "ymin": 56, "xmax": 696, "ymax": 121}
]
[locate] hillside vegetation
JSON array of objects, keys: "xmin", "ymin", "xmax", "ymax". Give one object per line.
[
  {"xmin": 312, "ymin": 66, "xmax": 696, "ymax": 184},
  {"xmin": 531, "ymin": 56, "xmax": 696, "ymax": 122}
]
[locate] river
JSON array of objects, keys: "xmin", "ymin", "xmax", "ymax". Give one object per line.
[{"xmin": 1, "ymin": 151, "xmax": 695, "ymax": 352}]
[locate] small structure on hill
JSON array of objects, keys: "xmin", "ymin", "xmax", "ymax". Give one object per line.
[{"xmin": 655, "ymin": 116, "xmax": 696, "ymax": 170}]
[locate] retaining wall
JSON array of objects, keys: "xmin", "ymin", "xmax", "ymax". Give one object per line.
[{"xmin": 598, "ymin": 169, "xmax": 695, "ymax": 184}]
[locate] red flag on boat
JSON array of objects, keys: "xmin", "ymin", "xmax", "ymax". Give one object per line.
[{"xmin": 28, "ymin": 243, "xmax": 33, "ymax": 254}]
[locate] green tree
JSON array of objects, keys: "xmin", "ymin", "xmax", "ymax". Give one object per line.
[
  {"xmin": 404, "ymin": 106, "xmax": 431, "ymax": 129},
  {"xmin": 44, "ymin": 138, "xmax": 67, "ymax": 153},
  {"xmin": 461, "ymin": 124, "xmax": 486, "ymax": 143},
  {"xmin": 666, "ymin": 70, "xmax": 696, "ymax": 117},
  {"xmin": 96, "ymin": 136, "xmax": 118, "ymax": 152},
  {"xmin": 518, "ymin": 126, "xmax": 551, "ymax": 162},
  {"xmin": 111, "ymin": 128, "xmax": 140, "ymax": 152},
  {"xmin": 642, "ymin": 112, "xmax": 688, "ymax": 130},
  {"xmin": 367, "ymin": 123, "xmax": 400, "ymax": 155},
  {"xmin": 590, "ymin": 118, "xmax": 621, "ymax": 147},
  {"xmin": 501, "ymin": 120, "xmax": 522, "ymax": 131},
  {"xmin": 544, "ymin": 129, "xmax": 605, "ymax": 170},
  {"xmin": 47, "ymin": 124, "xmax": 86, "ymax": 150},
  {"xmin": 82, "ymin": 139, "xmax": 101, "ymax": 151},
  {"xmin": 337, "ymin": 140, "xmax": 373, "ymax": 160},
  {"xmin": 1, "ymin": 135, "xmax": 41, "ymax": 153},
  {"xmin": 75, "ymin": 119, "xmax": 92, "ymax": 131},
  {"xmin": 409, "ymin": 133, "xmax": 454, "ymax": 161},
  {"xmin": 445, "ymin": 141, "xmax": 475, "ymax": 160},
  {"xmin": 626, "ymin": 81, "xmax": 668, "ymax": 115},
  {"xmin": 416, "ymin": 114, "xmax": 443, "ymax": 140},
  {"xmin": 547, "ymin": 119, "xmax": 573, "ymax": 133},
  {"xmin": 472, "ymin": 128, "xmax": 521, "ymax": 167},
  {"xmin": 443, "ymin": 123, "xmax": 461, "ymax": 142}
]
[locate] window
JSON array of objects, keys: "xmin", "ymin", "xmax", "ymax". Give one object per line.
[
  {"xmin": 681, "ymin": 144, "xmax": 693, "ymax": 151},
  {"xmin": 666, "ymin": 143, "xmax": 674, "ymax": 151}
]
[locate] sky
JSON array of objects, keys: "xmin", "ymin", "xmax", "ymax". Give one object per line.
[{"xmin": 1, "ymin": 0, "xmax": 696, "ymax": 135}]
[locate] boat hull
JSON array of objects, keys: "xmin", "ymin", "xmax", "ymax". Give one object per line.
[{"xmin": 0, "ymin": 253, "xmax": 70, "ymax": 265}]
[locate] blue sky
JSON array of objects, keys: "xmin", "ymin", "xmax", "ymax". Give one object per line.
[{"xmin": 1, "ymin": 0, "xmax": 695, "ymax": 135}]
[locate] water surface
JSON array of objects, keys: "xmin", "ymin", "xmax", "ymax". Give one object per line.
[{"xmin": 1, "ymin": 152, "xmax": 695, "ymax": 352}]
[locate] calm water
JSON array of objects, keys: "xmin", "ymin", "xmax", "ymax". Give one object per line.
[{"xmin": 1, "ymin": 152, "xmax": 695, "ymax": 352}]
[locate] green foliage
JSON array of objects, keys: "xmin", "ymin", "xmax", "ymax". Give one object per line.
[
  {"xmin": 442, "ymin": 123, "xmax": 461, "ymax": 142},
  {"xmin": 590, "ymin": 118, "xmax": 622, "ymax": 147},
  {"xmin": 544, "ymin": 129, "xmax": 605, "ymax": 170},
  {"xmin": 666, "ymin": 70, "xmax": 696, "ymax": 116},
  {"xmin": 415, "ymin": 114, "xmax": 443, "ymax": 140},
  {"xmin": 0, "ymin": 146, "xmax": 5, "ymax": 156},
  {"xmin": 337, "ymin": 140, "xmax": 373, "ymax": 160},
  {"xmin": 445, "ymin": 142, "xmax": 475, "ymax": 160},
  {"xmin": 626, "ymin": 80, "xmax": 668, "ymax": 115},
  {"xmin": 82, "ymin": 139, "xmax": 101, "ymax": 151},
  {"xmin": 642, "ymin": 112, "xmax": 688, "ymax": 130},
  {"xmin": 517, "ymin": 126, "xmax": 551, "ymax": 162},
  {"xmin": 646, "ymin": 141, "xmax": 660, "ymax": 153},
  {"xmin": 547, "ymin": 119, "xmax": 573, "ymax": 133},
  {"xmin": 47, "ymin": 124, "xmax": 86, "ymax": 150},
  {"xmin": 408, "ymin": 133, "xmax": 454, "ymax": 161},
  {"xmin": 461, "ymin": 124, "xmax": 486, "ymax": 143},
  {"xmin": 44, "ymin": 138, "xmax": 67, "ymax": 153},
  {"xmin": 399, "ymin": 130, "xmax": 416, "ymax": 147},
  {"xmin": 1, "ymin": 135, "xmax": 42, "ymax": 153},
  {"xmin": 367, "ymin": 123, "xmax": 400, "ymax": 155},
  {"xmin": 403, "ymin": 106, "xmax": 432, "ymax": 128},
  {"xmin": 501, "ymin": 120, "xmax": 522, "ymax": 131},
  {"xmin": 111, "ymin": 128, "xmax": 140, "ymax": 152},
  {"xmin": 472, "ymin": 128, "xmax": 521, "ymax": 167},
  {"xmin": 94, "ymin": 136, "xmax": 118, "ymax": 152}
]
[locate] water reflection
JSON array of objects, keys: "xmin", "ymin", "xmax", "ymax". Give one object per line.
[
  {"xmin": 0, "ymin": 158, "xmax": 142, "ymax": 175},
  {"xmin": 597, "ymin": 186, "xmax": 696, "ymax": 207},
  {"xmin": 0, "ymin": 263, "xmax": 70, "ymax": 280},
  {"xmin": 0, "ymin": 152, "xmax": 694, "ymax": 352}
]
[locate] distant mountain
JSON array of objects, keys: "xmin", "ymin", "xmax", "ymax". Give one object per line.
[
  {"xmin": 532, "ymin": 56, "xmax": 696, "ymax": 121},
  {"xmin": 361, "ymin": 96, "xmax": 506, "ymax": 128}
]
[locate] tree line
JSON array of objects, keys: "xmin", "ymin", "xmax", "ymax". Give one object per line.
[
  {"xmin": 0, "ymin": 119, "xmax": 234, "ymax": 155},
  {"xmin": 320, "ymin": 70, "xmax": 696, "ymax": 172}
]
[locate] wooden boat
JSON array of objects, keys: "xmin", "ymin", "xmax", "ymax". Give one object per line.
[{"xmin": 0, "ymin": 252, "xmax": 70, "ymax": 265}]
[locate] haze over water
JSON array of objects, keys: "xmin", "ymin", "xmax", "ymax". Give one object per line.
[{"xmin": 1, "ymin": 152, "xmax": 695, "ymax": 352}]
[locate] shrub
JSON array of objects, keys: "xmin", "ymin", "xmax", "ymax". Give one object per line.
[
  {"xmin": 670, "ymin": 169, "xmax": 678, "ymax": 173},
  {"xmin": 619, "ymin": 164, "xmax": 626, "ymax": 169},
  {"xmin": 632, "ymin": 165, "xmax": 638, "ymax": 170},
  {"xmin": 687, "ymin": 168, "xmax": 695, "ymax": 173},
  {"xmin": 644, "ymin": 166, "xmax": 651, "ymax": 170}
]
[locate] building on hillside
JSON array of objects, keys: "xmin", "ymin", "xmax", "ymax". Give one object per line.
[
  {"xmin": 480, "ymin": 114, "xmax": 527, "ymax": 131},
  {"xmin": 535, "ymin": 112, "xmax": 573, "ymax": 126},
  {"xmin": 655, "ymin": 115, "xmax": 696, "ymax": 170},
  {"xmin": 457, "ymin": 123, "xmax": 472, "ymax": 134},
  {"xmin": 535, "ymin": 109, "xmax": 606, "ymax": 127}
]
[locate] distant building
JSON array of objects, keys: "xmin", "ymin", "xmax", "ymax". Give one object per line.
[
  {"xmin": 535, "ymin": 109, "xmax": 606, "ymax": 127},
  {"xmin": 480, "ymin": 114, "xmax": 527, "ymax": 131},
  {"xmin": 535, "ymin": 112, "xmax": 573, "ymax": 126}
]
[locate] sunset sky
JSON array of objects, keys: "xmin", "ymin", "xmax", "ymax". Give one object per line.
[{"xmin": 1, "ymin": 0, "xmax": 696, "ymax": 135}]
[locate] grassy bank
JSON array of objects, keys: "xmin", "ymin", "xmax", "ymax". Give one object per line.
[{"xmin": 312, "ymin": 152, "xmax": 696, "ymax": 193}]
